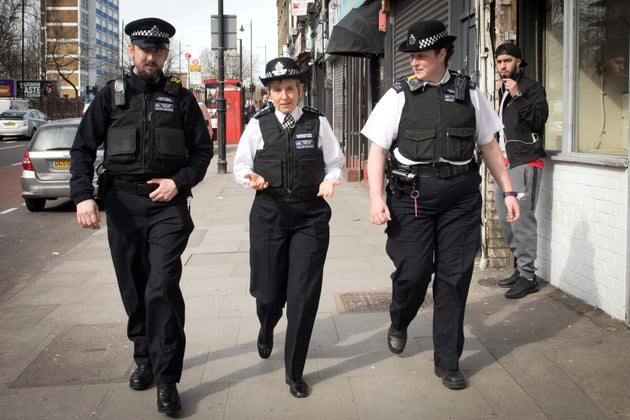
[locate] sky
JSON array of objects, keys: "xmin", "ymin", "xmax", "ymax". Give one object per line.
[{"xmin": 118, "ymin": 0, "xmax": 279, "ymax": 77}]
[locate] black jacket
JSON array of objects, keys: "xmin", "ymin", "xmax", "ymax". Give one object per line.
[
  {"xmin": 499, "ymin": 71, "xmax": 548, "ymax": 167},
  {"xmin": 70, "ymin": 70, "xmax": 213, "ymax": 204}
]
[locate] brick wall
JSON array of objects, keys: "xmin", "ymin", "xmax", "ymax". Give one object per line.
[{"xmin": 537, "ymin": 159, "xmax": 628, "ymax": 320}]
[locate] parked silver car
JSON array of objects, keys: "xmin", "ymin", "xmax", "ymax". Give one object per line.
[
  {"xmin": 21, "ymin": 118, "xmax": 102, "ymax": 212},
  {"xmin": 0, "ymin": 109, "xmax": 50, "ymax": 140}
]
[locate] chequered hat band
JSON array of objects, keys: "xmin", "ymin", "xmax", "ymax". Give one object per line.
[
  {"xmin": 131, "ymin": 25, "xmax": 170, "ymax": 40},
  {"xmin": 408, "ymin": 30, "xmax": 449, "ymax": 49},
  {"xmin": 265, "ymin": 68, "xmax": 301, "ymax": 78}
]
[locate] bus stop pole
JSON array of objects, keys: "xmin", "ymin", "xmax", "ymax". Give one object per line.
[{"xmin": 216, "ymin": 0, "xmax": 228, "ymax": 173}]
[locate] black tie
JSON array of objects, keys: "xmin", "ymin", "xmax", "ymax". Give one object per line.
[{"xmin": 282, "ymin": 114, "xmax": 295, "ymax": 130}]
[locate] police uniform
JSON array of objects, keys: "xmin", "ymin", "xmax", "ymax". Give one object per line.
[
  {"xmin": 233, "ymin": 58, "xmax": 344, "ymax": 397},
  {"xmin": 361, "ymin": 21, "xmax": 503, "ymax": 389},
  {"xmin": 70, "ymin": 17, "xmax": 212, "ymax": 413}
]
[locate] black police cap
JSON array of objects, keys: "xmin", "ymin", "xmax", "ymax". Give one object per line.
[
  {"xmin": 398, "ymin": 20, "xmax": 457, "ymax": 53},
  {"xmin": 259, "ymin": 57, "xmax": 305, "ymax": 86},
  {"xmin": 124, "ymin": 17, "xmax": 175, "ymax": 49}
]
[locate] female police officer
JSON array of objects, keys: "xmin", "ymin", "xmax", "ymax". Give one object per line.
[
  {"xmin": 362, "ymin": 20, "xmax": 519, "ymax": 390},
  {"xmin": 234, "ymin": 57, "xmax": 344, "ymax": 398}
]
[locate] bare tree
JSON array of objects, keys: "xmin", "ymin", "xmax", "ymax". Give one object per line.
[
  {"xmin": 200, "ymin": 47, "xmax": 261, "ymax": 84},
  {"xmin": 0, "ymin": 0, "xmax": 40, "ymax": 81}
]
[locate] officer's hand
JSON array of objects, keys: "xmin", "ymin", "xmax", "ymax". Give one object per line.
[
  {"xmin": 317, "ymin": 178, "xmax": 341, "ymax": 198},
  {"xmin": 370, "ymin": 198, "xmax": 391, "ymax": 225},
  {"xmin": 244, "ymin": 173, "xmax": 269, "ymax": 190},
  {"xmin": 505, "ymin": 196, "xmax": 520, "ymax": 222},
  {"xmin": 76, "ymin": 199, "xmax": 101, "ymax": 229},
  {"xmin": 147, "ymin": 178, "xmax": 178, "ymax": 202}
]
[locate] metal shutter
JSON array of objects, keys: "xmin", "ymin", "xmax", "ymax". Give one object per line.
[
  {"xmin": 392, "ymin": 0, "xmax": 449, "ymax": 80},
  {"xmin": 332, "ymin": 57, "xmax": 345, "ymax": 144}
]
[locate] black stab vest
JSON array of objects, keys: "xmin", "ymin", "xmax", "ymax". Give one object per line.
[
  {"xmin": 254, "ymin": 110, "xmax": 324, "ymax": 202},
  {"xmin": 395, "ymin": 74, "xmax": 477, "ymax": 163},
  {"xmin": 104, "ymin": 80, "xmax": 188, "ymax": 177}
]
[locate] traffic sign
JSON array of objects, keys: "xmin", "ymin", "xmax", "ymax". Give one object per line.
[{"xmin": 185, "ymin": 53, "xmax": 191, "ymax": 59}]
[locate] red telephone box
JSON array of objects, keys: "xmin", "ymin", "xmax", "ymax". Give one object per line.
[{"xmin": 204, "ymin": 79, "xmax": 243, "ymax": 144}]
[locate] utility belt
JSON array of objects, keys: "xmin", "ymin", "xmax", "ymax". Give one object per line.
[
  {"xmin": 109, "ymin": 178, "xmax": 158, "ymax": 196},
  {"xmin": 386, "ymin": 156, "xmax": 478, "ymax": 198},
  {"xmin": 390, "ymin": 161, "xmax": 477, "ymax": 180}
]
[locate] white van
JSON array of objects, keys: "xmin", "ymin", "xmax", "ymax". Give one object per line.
[{"xmin": 0, "ymin": 98, "xmax": 33, "ymax": 113}]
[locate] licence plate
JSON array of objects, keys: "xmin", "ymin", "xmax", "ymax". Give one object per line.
[
  {"xmin": 52, "ymin": 159, "xmax": 71, "ymax": 169},
  {"xmin": 4, "ymin": 122, "xmax": 16, "ymax": 127}
]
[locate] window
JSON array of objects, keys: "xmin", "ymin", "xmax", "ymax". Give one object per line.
[
  {"xmin": 543, "ymin": 0, "xmax": 565, "ymax": 151},
  {"xmin": 576, "ymin": 0, "xmax": 628, "ymax": 156}
]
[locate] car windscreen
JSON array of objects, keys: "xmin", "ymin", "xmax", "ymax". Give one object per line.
[
  {"xmin": 0, "ymin": 111, "xmax": 27, "ymax": 119},
  {"xmin": 31, "ymin": 125, "xmax": 79, "ymax": 150}
]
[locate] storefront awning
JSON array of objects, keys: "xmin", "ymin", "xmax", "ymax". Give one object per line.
[{"xmin": 326, "ymin": 0, "xmax": 385, "ymax": 57}]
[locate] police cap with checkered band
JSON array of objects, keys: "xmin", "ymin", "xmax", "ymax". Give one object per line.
[
  {"xmin": 398, "ymin": 20, "xmax": 457, "ymax": 53},
  {"xmin": 124, "ymin": 17, "xmax": 175, "ymax": 50},
  {"xmin": 259, "ymin": 57, "xmax": 305, "ymax": 86}
]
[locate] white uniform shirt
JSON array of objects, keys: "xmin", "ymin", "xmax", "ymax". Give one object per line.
[
  {"xmin": 234, "ymin": 106, "xmax": 345, "ymax": 188},
  {"xmin": 361, "ymin": 69, "xmax": 503, "ymax": 165}
]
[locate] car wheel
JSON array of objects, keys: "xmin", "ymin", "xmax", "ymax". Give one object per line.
[{"xmin": 25, "ymin": 198, "xmax": 46, "ymax": 212}]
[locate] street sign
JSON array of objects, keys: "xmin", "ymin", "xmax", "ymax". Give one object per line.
[
  {"xmin": 211, "ymin": 15, "xmax": 237, "ymax": 50},
  {"xmin": 185, "ymin": 53, "xmax": 192, "ymax": 59}
]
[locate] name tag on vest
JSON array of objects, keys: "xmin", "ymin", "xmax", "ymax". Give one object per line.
[
  {"xmin": 444, "ymin": 88, "xmax": 455, "ymax": 103},
  {"xmin": 155, "ymin": 96, "xmax": 174, "ymax": 112},
  {"xmin": 295, "ymin": 133, "xmax": 315, "ymax": 149}
]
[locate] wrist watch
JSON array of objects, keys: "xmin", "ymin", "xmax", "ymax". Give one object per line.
[{"xmin": 513, "ymin": 91, "xmax": 523, "ymax": 99}]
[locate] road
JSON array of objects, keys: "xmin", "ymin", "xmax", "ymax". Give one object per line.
[{"xmin": 0, "ymin": 138, "xmax": 98, "ymax": 304}]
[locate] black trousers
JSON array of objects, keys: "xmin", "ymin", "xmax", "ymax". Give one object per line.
[
  {"xmin": 105, "ymin": 189, "xmax": 193, "ymax": 384},
  {"xmin": 385, "ymin": 171, "xmax": 482, "ymax": 371},
  {"xmin": 249, "ymin": 195, "xmax": 331, "ymax": 379}
]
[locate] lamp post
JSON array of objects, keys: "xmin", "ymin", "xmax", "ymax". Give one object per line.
[{"xmin": 239, "ymin": 20, "xmax": 253, "ymax": 101}]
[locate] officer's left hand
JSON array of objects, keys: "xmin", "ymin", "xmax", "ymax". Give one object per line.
[
  {"xmin": 317, "ymin": 178, "xmax": 341, "ymax": 198},
  {"xmin": 147, "ymin": 178, "xmax": 178, "ymax": 202}
]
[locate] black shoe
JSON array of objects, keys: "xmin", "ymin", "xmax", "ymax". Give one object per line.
[
  {"xmin": 257, "ymin": 329, "xmax": 273, "ymax": 359},
  {"xmin": 434, "ymin": 367, "xmax": 466, "ymax": 390},
  {"xmin": 157, "ymin": 383, "xmax": 181, "ymax": 414},
  {"xmin": 129, "ymin": 365, "xmax": 153, "ymax": 390},
  {"xmin": 285, "ymin": 375, "xmax": 309, "ymax": 398},
  {"xmin": 387, "ymin": 325, "xmax": 407, "ymax": 354},
  {"xmin": 498, "ymin": 270, "xmax": 520, "ymax": 288},
  {"xmin": 505, "ymin": 276, "xmax": 539, "ymax": 299}
]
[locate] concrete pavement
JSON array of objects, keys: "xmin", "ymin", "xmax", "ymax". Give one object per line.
[{"xmin": 1, "ymin": 145, "xmax": 629, "ymax": 419}]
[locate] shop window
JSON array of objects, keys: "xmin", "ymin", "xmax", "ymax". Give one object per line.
[
  {"xmin": 576, "ymin": 0, "xmax": 628, "ymax": 156},
  {"xmin": 543, "ymin": 0, "xmax": 565, "ymax": 152}
]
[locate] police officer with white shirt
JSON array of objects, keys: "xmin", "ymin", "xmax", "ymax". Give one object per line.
[
  {"xmin": 362, "ymin": 20, "xmax": 519, "ymax": 390},
  {"xmin": 234, "ymin": 57, "xmax": 344, "ymax": 398}
]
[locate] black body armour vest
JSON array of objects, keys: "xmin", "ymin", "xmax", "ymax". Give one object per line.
[
  {"xmin": 395, "ymin": 72, "xmax": 477, "ymax": 163},
  {"xmin": 104, "ymin": 78, "xmax": 188, "ymax": 177},
  {"xmin": 254, "ymin": 110, "xmax": 325, "ymax": 202}
]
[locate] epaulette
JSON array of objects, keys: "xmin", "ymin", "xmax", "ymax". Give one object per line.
[
  {"xmin": 254, "ymin": 103, "xmax": 275, "ymax": 119},
  {"xmin": 164, "ymin": 75, "xmax": 182, "ymax": 96},
  {"xmin": 302, "ymin": 106, "xmax": 324, "ymax": 117},
  {"xmin": 392, "ymin": 76, "xmax": 407, "ymax": 93}
]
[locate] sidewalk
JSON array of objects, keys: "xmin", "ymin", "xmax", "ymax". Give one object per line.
[{"xmin": 1, "ymin": 145, "xmax": 629, "ymax": 419}]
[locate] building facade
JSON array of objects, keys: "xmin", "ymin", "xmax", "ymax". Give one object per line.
[{"xmin": 40, "ymin": 0, "xmax": 120, "ymax": 99}]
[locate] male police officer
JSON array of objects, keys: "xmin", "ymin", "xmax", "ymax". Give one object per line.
[
  {"xmin": 70, "ymin": 17, "xmax": 212, "ymax": 414},
  {"xmin": 362, "ymin": 20, "xmax": 519, "ymax": 390}
]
